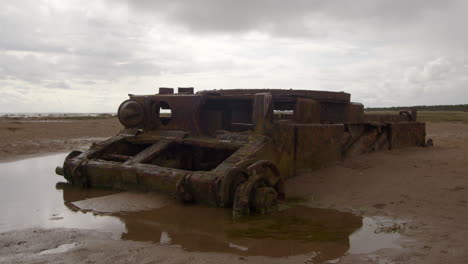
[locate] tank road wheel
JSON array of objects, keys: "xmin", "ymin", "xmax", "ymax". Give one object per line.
[
  {"xmin": 56, "ymin": 151, "xmax": 83, "ymax": 183},
  {"xmin": 216, "ymin": 168, "xmax": 249, "ymax": 208},
  {"xmin": 70, "ymin": 160, "xmax": 89, "ymax": 187},
  {"xmin": 65, "ymin": 151, "xmax": 91, "ymax": 188},
  {"xmin": 232, "ymin": 160, "xmax": 285, "ymax": 217}
]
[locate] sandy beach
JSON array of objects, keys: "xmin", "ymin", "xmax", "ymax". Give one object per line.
[
  {"xmin": 0, "ymin": 116, "xmax": 121, "ymax": 161},
  {"xmin": 1, "ymin": 117, "xmax": 467, "ymax": 263}
]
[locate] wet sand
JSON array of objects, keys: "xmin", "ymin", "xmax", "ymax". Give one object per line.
[
  {"xmin": 1, "ymin": 119, "xmax": 468, "ymax": 263},
  {"xmin": 0, "ymin": 153, "xmax": 401, "ymax": 263},
  {"xmin": 0, "ymin": 117, "xmax": 121, "ymax": 161},
  {"xmin": 288, "ymin": 122, "xmax": 468, "ymax": 263}
]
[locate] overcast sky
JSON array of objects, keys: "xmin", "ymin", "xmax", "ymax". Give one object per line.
[{"xmin": 1, "ymin": 0, "xmax": 467, "ymax": 112}]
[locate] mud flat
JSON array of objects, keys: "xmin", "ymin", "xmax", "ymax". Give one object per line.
[
  {"xmin": 0, "ymin": 116, "xmax": 121, "ymax": 161},
  {"xmin": 1, "ymin": 119, "xmax": 468, "ymax": 263}
]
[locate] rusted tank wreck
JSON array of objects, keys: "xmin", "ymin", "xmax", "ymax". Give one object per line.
[{"xmin": 56, "ymin": 88, "xmax": 427, "ymax": 216}]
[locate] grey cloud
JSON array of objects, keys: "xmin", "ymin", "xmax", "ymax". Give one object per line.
[
  {"xmin": 1, "ymin": 0, "xmax": 467, "ymax": 112},
  {"xmin": 0, "ymin": 0, "xmax": 163, "ymax": 87},
  {"xmin": 0, "ymin": 50, "xmax": 161, "ymax": 85},
  {"xmin": 115, "ymin": 0, "xmax": 468, "ymax": 54},
  {"xmin": 350, "ymin": 56, "xmax": 468, "ymax": 107},
  {"xmin": 0, "ymin": 53, "xmax": 51, "ymax": 83},
  {"xmin": 115, "ymin": 0, "xmax": 458, "ymax": 33},
  {"xmin": 45, "ymin": 80, "xmax": 70, "ymax": 89}
]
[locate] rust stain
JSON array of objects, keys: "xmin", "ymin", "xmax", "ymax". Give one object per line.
[{"xmin": 56, "ymin": 88, "xmax": 428, "ymax": 216}]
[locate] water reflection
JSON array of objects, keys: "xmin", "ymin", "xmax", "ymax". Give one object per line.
[
  {"xmin": 0, "ymin": 153, "xmax": 401, "ymax": 261},
  {"xmin": 0, "ymin": 154, "xmax": 124, "ymax": 234},
  {"xmin": 116, "ymin": 205, "xmax": 362, "ymax": 258},
  {"xmin": 57, "ymin": 180, "xmax": 362, "ymax": 259}
]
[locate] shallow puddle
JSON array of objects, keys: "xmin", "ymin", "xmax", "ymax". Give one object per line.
[
  {"xmin": 0, "ymin": 153, "xmax": 403, "ymax": 261},
  {"xmin": 0, "ymin": 154, "xmax": 123, "ymax": 235},
  {"xmin": 116, "ymin": 205, "xmax": 362, "ymax": 259}
]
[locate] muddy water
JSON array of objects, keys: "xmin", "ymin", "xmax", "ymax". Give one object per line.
[
  {"xmin": 115, "ymin": 205, "xmax": 361, "ymax": 259},
  {"xmin": 0, "ymin": 154, "xmax": 402, "ymax": 261},
  {"xmin": 0, "ymin": 154, "xmax": 123, "ymax": 234}
]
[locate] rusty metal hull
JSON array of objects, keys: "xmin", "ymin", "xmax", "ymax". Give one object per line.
[{"xmin": 57, "ymin": 88, "xmax": 428, "ymax": 216}]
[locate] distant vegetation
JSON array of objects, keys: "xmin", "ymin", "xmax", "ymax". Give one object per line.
[
  {"xmin": 366, "ymin": 104, "xmax": 468, "ymax": 112},
  {"xmin": 365, "ymin": 110, "xmax": 468, "ymax": 123},
  {"xmin": 50, "ymin": 113, "xmax": 116, "ymax": 120},
  {"xmin": 365, "ymin": 104, "xmax": 468, "ymax": 123},
  {"xmin": 416, "ymin": 111, "xmax": 468, "ymax": 123}
]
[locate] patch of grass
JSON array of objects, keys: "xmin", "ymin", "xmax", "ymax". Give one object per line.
[
  {"xmin": 365, "ymin": 111, "xmax": 468, "ymax": 123},
  {"xmin": 365, "ymin": 111, "xmax": 398, "ymax": 115},
  {"xmin": 417, "ymin": 111, "xmax": 468, "ymax": 123}
]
